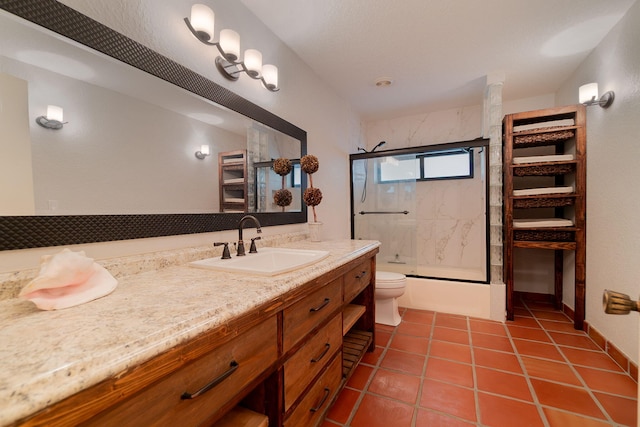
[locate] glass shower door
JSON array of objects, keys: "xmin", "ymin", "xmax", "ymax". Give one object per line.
[{"xmin": 351, "ymin": 153, "xmax": 418, "ymax": 275}]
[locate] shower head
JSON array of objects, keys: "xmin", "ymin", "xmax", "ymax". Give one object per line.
[{"xmin": 371, "ymin": 141, "xmax": 386, "ymax": 152}]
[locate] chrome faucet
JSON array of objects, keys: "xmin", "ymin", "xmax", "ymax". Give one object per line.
[{"xmin": 237, "ymin": 215, "xmax": 262, "ymax": 256}]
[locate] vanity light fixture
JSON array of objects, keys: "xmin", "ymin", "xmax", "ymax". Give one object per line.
[
  {"xmin": 184, "ymin": 4, "xmax": 279, "ymax": 92},
  {"xmin": 579, "ymin": 82, "xmax": 614, "ymax": 108},
  {"xmin": 195, "ymin": 144, "xmax": 210, "ymax": 160},
  {"xmin": 35, "ymin": 105, "xmax": 66, "ymax": 129}
]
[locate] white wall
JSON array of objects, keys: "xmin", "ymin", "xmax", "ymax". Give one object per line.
[
  {"xmin": 0, "ymin": 0, "xmax": 361, "ymax": 272},
  {"xmin": 555, "ymin": 0, "xmax": 640, "ymax": 364}
]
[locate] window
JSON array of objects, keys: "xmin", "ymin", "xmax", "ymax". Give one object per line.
[{"xmin": 378, "ymin": 148, "xmax": 473, "ymax": 183}]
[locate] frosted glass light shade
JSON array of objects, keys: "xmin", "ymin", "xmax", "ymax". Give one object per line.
[
  {"xmin": 262, "ymin": 64, "xmax": 278, "ymax": 90},
  {"xmin": 579, "ymin": 83, "xmax": 598, "ymax": 104},
  {"xmin": 244, "ymin": 49, "xmax": 262, "ymax": 78},
  {"xmin": 190, "ymin": 4, "xmax": 214, "ymax": 41},
  {"xmin": 200, "ymin": 145, "xmax": 210, "ymax": 156},
  {"xmin": 220, "ymin": 29, "xmax": 240, "ymax": 62},
  {"xmin": 47, "ymin": 105, "xmax": 63, "ymax": 122}
]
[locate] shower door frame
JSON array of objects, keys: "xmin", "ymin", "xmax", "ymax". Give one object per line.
[{"xmin": 349, "ymin": 137, "xmax": 491, "ymax": 284}]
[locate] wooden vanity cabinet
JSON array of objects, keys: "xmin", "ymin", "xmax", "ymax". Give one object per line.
[{"xmin": 17, "ymin": 249, "xmax": 377, "ymax": 427}]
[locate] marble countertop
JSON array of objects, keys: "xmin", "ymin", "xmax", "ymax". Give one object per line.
[{"xmin": 0, "ymin": 239, "xmax": 379, "ymax": 425}]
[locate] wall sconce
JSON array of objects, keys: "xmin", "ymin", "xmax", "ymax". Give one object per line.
[
  {"xmin": 35, "ymin": 105, "xmax": 66, "ymax": 129},
  {"xmin": 579, "ymin": 83, "xmax": 614, "ymax": 108},
  {"xmin": 184, "ymin": 4, "xmax": 279, "ymax": 92},
  {"xmin": 195, "ymin": 144, "xmax": 210, "ymax": 159}
]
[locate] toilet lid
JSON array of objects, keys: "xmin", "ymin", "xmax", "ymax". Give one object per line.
[{"xmin": 376, "ymin": 271, "xmax": 406, "ymax": 289}]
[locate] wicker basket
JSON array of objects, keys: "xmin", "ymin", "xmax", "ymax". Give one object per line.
[
  {"xmin": 513, "ymin": 129, "xmax": 575, "ymax": 148},
  {"xmin": 513, "ymin": 162, "xmax": 575, "ymax": 176},
  {"xmin": 514, "ymin": 229, "xmax": 574, "ymax": 241},
  {"xmin": 513, "ymin": 196, "xmax": 575, "ymax": 209}
]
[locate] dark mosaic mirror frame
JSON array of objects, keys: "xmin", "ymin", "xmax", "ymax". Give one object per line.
[{"xmin": 0, "ymin": 0, "xmax": 307, "ymax": 250}]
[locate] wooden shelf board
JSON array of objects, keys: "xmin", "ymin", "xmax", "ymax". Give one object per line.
[
  {"xmin": 513, "ymin": 241, "xmax": 576, "ymax": 250},
  {"xmin": 342, "ymin": 304, "xmax": 366, "ymax": 336},
  {"xmin": 342, "ymin": 330, "xmax": 372, "ymax": 380}
]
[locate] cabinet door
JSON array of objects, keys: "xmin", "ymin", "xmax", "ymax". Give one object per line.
[
  {"xmin": 284, "ymin": 314, "xmax": 342, "ymax": 410},
  {"xmin": 283, "ymin": 277, "xmax": 342, "ymax": 353},
  {"xmin": 86, "ymin": 317, "xmax": 278, "ymax": 427},
  {"xmin": 284, "ymin": 353, "xmax": 342, "ymax": 427}
]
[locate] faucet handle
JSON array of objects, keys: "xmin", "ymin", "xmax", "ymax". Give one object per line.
[
  {"xmin": 249, "ymin": 236, "xmax": 261, "ymax": 253},
  {"xmin": 214, "ymin": 242, "xmax": 231, "ymax": 259}
]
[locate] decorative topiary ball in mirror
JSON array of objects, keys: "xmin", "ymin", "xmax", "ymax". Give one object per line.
[
  {"xmin": 273, "ymin": 158, "xmax": 292, "ymax": 176},
  {"xmin": 300, "ymin": 155, "xmax": 319, "ymax": 174},
  {"xmin": 303, "ymin": 187, "xmax": 323, "ymax": 207},
  {"xmin": 274, "ymin": 188, "xmax": 293, "ymax": 207}
]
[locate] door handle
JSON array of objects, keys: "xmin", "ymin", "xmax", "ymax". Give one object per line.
[{"xmin": 603, "ymin": 289, "xmax": 640, "ymax": 315}]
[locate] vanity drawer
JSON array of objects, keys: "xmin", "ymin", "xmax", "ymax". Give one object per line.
[
  {"xmin": 284, "ymin": 313, "xmax": 342, "ymax": 411},
  {"xmin": 344, "ymin": 259, "xmax": 372, "ymax": 302},
  {"xmin": 283, "ymin": 277, "xmax": 342, "ymax": 353},
  {"xmin": 86, "ymin": 316, "xmax": 278, "ymax": 427},
  {"xmin": 284, "ymin": 352, "xmax": 342, "ymax": 427}
]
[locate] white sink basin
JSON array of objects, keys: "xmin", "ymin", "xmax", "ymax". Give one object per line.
[{"xmin": 189, "ymin": 247, "xmax": 330, "ymax": 276}]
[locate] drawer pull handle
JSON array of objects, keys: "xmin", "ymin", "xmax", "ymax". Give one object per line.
[
  {"xmin": 355, "ymin": 270, "xmax": 367, "ymax": 279},
  {"xmin": 180, "ymin": 360, "xmax": 239, "ymax": 400},
  {"xmin": 311, "ymin": 343, "xmax": 331, "ymax": 363},
  {"xmin": 310, "ymin": 387, "xmax": 331, "ymax": 413},
  {"xmin": 309, "ymin": 298, "xmax": 330, "ymax": 312}
]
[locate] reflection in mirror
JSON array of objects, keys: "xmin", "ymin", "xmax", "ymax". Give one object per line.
[
  {"xmin": 0, "ymin": 11, "xmax": 302, "ymax": 215},
  {"xmin": 0, "ymin": 1, "xmax": 307, "ymax": 250}
]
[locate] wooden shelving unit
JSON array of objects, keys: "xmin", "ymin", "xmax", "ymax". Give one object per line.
[
  {"xmin": 219, "ymin": 150, "xmax": 248, "ymax": 213},
  {"xmin": 503, "ymin": 105, "xmax": 586, "ymax": 329}
]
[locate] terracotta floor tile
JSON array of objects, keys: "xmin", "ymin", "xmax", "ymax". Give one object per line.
[
  {"xmin": 530, "ymin": 378, "xmax": 605, "ymax": 419},
  {"xmin": 507, "ymin": 324, "xmax": 551, "ymax": 342},
  {"xmin": 434, "ymin": 314, "xmax": 468, "ymax": 330},
  {"xmin": 368, "ymin": 368, "xmax": 421, "ymax": 404},
  {"xmin": 473, "ymin": 347, "xmax": 523, "ymax": 374},
  {"xmin": 376, "ymin": 323, "xmax": 396, "ymax": 333},
  {"xmin": 375, "ymin": 330, "xmax": 392, "ymax": 347},
  {"xmin": 575, "ymin": 366, "xmax": 638, "ymax": 398},
  {"xmin": 402, "ymin": 309, "xmax": 435, "ymax": 325},
  {"xmin": 475, "ymin": 366, "xmax": 532, "ymax": 401},
  {"xmin": 594, "ymin": 392, "xmax": 638, "ymax": 426},
  {"xmin": 514, "ymin": 307, "xmax": 532, "ymax": 317},
  {"xmin": 477, "ymin": 392, "xmax": 544, "ymax": 427},
  {"xmin": 469, "ymin": 318, "xmax": 507, "ymax": 336},
  {"xmin": 531, "ymin": 310, "xmax": 573, "ymax": 322},
  {"xmin": 471, "ymin": 332, "xmax": 514, "ymax": 353},
  {"xmin": 548, "ymin": 331, "xmax": 600, "ymax": 350},
  {"xmin": 543, "ymin": 407, "xmax": 612, "ymax": 427},
  {"xmin": 415, "ymin": 409, "xmax": 476, "ymax": 427},
  {"xmin": 389, "ymin": 334, "xmax": 429, "ymax": 355},
  {"xmin": 538, "ymin": 319, "xmax": 583, "ymax": 334},
  {"xmin": 326, "ymin": 387, "xmax": 360, "ymax": 424},
  {"xmin": 396, "ymin": 321, "xmax": 431, "ymax": 338},
  {"xmin": 420, "ymin": 379, "xmax": 476, "ymax": 422},
  {"xmin": 432, "ymin": 326, "xmax": 470, "ymax": 345},
  {"xmin": 525, "ymin": 301, "xmax": 557, "ymax": 311},
  {"xmin": 510, "ymin": 315, "xmax": 542, "ymax": 329},
  {"xmin": 512, "ymin": 338, "xmax": 564, "ymax": 361},
  {"xmin": 360, "ymin": 345, "xmax": 384, "ymax": 366},
  {"xmin": 320, "ymin": 420, "xmax": 341, "ymax": 427},
  {"xmin": 380, "ymin": 348, "xmax": 425, "ymax": 375},
  {"xmin": 560, "ymin": 346, "xmax": 624, "ymax": 372},
  {"xmin": 520, "ymin": 356, "xmax": 581, "ymax": 386},
  {"xmin": 425, "ymin": 358, "xmax": 474, "ymax": 388},
  {"xmin": 350, "ymin": 393, "xmax": 414, "ymax": 427},
  {"xmin": 429, "ymin": 340, "xmax": 472, "ymax": 364},
  {"xmin": 346, "ymin": 364, "xmax": 374, "ymax": 390}
]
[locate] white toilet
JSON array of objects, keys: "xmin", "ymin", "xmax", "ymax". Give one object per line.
[{"xmin": 375, "ymin": 271, "xmax": 407, "ymax": 326}]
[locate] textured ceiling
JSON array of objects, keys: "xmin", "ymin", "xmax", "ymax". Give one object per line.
[{"xmin": 240, "ymin": 0, "xmax": 636, "ymax": 120}]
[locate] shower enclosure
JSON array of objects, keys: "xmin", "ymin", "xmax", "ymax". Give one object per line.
[{"xmin": 350, "ymin": 140, "xmax": 489, "ymax": 283}]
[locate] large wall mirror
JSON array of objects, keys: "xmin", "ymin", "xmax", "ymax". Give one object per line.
[{"xmin": 0, "ymin": 0, "xmax": 307, "ymax": 250}]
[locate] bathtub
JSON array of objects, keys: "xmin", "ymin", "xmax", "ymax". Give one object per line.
[{"xmin": 392, "ymin": 275, "xmax": 506, "ymax": 322}]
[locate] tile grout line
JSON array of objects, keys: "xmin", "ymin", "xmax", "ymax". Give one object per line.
[{"xmin": 522, "ymin": 300, "xmax": 619, "ymax": 426}]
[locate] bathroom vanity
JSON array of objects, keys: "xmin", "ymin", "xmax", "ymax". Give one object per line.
[{"xmin": 0, "ymin": 239, "xmax": 379, "ymax": 427}]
